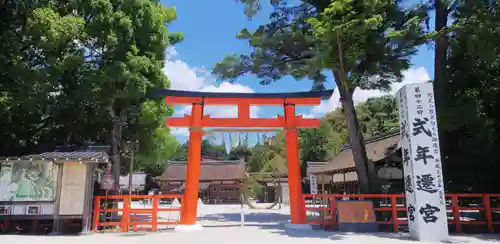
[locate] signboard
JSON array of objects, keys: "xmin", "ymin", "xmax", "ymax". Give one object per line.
[
  {"xmin": 59, "ymin": 163, "xmax": 87, "ymax": 215},
  {"xmin": 337, "ymin": 200, "xmax": 376, "ymax": 223},
  {"xmin": 309, "ymin": 174, "xmax": 318, "ymax": 195},
  {"xmin": 337, "ymin": 200, "xmax": 377, "ymax": 232},
  {"xmin": 397, "ymin": 83, "xmax": 449, "ymax": 242},
  {"xmin": 0, "ymin": 162, "xmax": 58, "ymax": 202}
]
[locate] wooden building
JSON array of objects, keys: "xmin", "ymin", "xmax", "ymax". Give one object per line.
[
  {"xmin": 250, "ymin": 172, "xmax": 290, "ymax": 204},
  {"xmin": 0, "ymin": 151, "xmax": 108, "ymax": 234},
  {"xmin": 153, "ymin": 159, "xmax": 246, "ymax": 203},
  {"xmin": 307, "ymin": 131, "xmax": 404, "ymax": 193}
]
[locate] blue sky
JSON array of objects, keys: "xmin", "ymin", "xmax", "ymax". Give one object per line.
[{"xmin": 161, "ymin": 0, "xmax": 435, "ymax": 143}]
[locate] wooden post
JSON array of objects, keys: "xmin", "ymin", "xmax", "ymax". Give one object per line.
[
  {"xmin": 92, "ymin": 197, "xmax": 101, "ymax": 231},
  {"xmin": 151, "ymin": 195, "xmax": 159, "ymax": 232},
  {"xmin": 284, "ymin": 104, "xmax": 306, "ymax": 224},
  {"xmin": 330, "ymin": 196, "xmax": 337, "ymax": 226},
  {"xmin": 52, "ymin": 162, "xmax": 64, "ymax": 234},
  {"xmin": 121, "ymin": 196, "xmax": 130, "ymax": 232},
  {"xmin": 81, "ymin": 163, "xmax": 94, "ymax": 233},
  {"xmin": 179, "ymin": 103, "xmax": 203, "ymax": 225},
  {"xmin": 391, "ymin": 195, "xmax": 399, "ymax": 232},
  {"xmin": 483, "ymin": 194, "xmax": 494, "ymax": 233},
  {"xmin": 451, "ymin": 195, "xmax": 461, "ymax": 233}
]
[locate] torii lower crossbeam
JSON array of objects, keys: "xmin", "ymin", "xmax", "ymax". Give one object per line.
[{"xmin": 161, "ymin": 89, "xmax": 334, "ymax": 230}]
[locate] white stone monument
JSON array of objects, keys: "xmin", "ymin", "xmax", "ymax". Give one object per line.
[{"xmin": 397, "ymin": 83, "xmax": 449, "ymax": 242}]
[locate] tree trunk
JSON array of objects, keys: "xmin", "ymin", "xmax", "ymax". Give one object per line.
[
  {"xmin": 434, "ymin": 0, "xmax": 449, "ymax": 110},
  {"xmin": 334, "ymin": 72, "xmax": 379, "ymax": 193},
  {"xmin": 111, "ymin": 119, "xmax": 122, "ymax": 189},
  {"xmin": 107, "ymin": 103, "xmax": 123, "ymax": 190}
]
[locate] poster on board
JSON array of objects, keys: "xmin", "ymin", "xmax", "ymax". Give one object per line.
[{"xmin": 0, "ymin": 162, "xmax": 58, "ymax": 201}]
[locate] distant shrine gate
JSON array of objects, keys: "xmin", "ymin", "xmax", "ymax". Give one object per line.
[{"xmin": 161, "ymin": 89, "xmax": 333, "ymax": 229}]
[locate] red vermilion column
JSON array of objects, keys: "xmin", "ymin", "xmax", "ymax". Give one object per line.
[
  {"xmin": 180, "ymin": 102, "xmax": 203, "ymax": 225},
  {"xmin": 284, "ymin": 104, "xmax": 307, "ymax": 224}
]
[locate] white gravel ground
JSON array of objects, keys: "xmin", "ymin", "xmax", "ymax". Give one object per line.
[{"xmin": 1, "ymin": 203, "xmax": 498, "ymax": 244}]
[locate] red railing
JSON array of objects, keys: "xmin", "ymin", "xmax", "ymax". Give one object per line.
[
  {"xmin": 303, "ymin": 193, "xmax": 500, "ymax": 233},
  {"xmin": 91, "ymin": 194, "xmax": 182, "ymax": 232}
]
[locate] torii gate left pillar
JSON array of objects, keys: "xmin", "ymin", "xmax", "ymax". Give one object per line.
[{"xmin": 162, "ymin": 89, "xmax": 333, "ymax": 232}]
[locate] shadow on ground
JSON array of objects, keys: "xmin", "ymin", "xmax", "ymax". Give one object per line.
[
  {"xmin": 199, "ymin": 212, "xmax": 500, "ymax": 242},
  {"xmin": 199, "ymin": 212, "xmax": 290, "ymax": 223},
  {"xmin": 202, "ymin": 223, "xmax": 346, "ymax": 240}
]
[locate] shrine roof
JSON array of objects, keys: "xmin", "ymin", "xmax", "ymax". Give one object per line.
[
  {"xmin": 0, "ymin": 151, "xmax": 109, "ymax": 163},
  {"xmin": 153, "ymin": 160, "xmax": 246, "ymax": 182},
  {"xmin": 308, "ymin": 131, "xmax": 400, "ymax": 175}
]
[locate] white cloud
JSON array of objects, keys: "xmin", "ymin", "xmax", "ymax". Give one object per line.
[
  {"xmin": 163, "ymin": 47, "xmax": 259, "ymax": 137},
  {"xmin": 311, "ymin": 67, "xmax": 431, "ymax": 115},
  {"xmin": 170, "ymin": 127, "xmax": 190, "ymax": 137},
  {"xmin": 302, "ymin": 113, "xmax": 316, "ymax": 119}
]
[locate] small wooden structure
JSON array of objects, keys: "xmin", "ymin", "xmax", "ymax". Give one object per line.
[
  {"xmin": 248, "ymin": 172, "xmax": 289, "ymax": 203},
  {"xmin": 0, "ymin": 151, "xmax": 108, "ymax": 234},
  {"xmin": 307, "ymin": 131, "xmax": 403, "ymax": 193},
  {"xmin": 153, "ymin": 160, "xmax": 246, "ymax": 203}
]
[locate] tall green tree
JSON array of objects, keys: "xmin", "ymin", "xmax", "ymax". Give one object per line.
[
  {"xmin": 70, "ymin": 0, "xmax": 182, "ymax": 184},
  {"xmin": 214, "ymin": 0, "xmax": 426, "ymax": 192},
  {"xmin": 439, "ymin": 0, "xmax": 500, "ymax": 193},
  {"xmin": 0, "ymin": 0, "xmax": 91, "ymax": 155},
  {"xmin": 0, "ymin": 1, "xmax": 182, "ymax": 185}
]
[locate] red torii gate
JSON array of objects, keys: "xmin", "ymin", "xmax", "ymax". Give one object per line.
[{"xmin": 161, "ymin": 89, "xmax": 333, "ymax": 230}]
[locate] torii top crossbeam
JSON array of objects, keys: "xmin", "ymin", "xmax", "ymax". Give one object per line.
[{"xmin": 160, "ymin": 89, "xmax": 334, "ymax": 129}]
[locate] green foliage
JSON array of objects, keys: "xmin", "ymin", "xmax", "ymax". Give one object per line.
[
  {"xmin": 247, "ymin": 144, "xmax": 271, "ymax": 172},
  {"xmin": 228, "ymin": 145, "xmax": 252, "ymax": 161},
  {"xmin": 214, "ymin": 0, "xmax": 427, "ymax": 192},
  {"xmin": 356, "ymin": 95, "xmax": 399, "ymax": 136},
  {"xmin": 299, "ymin": 122, "xmax": 337, "ymax": 163},
  {"xmin": 172, "ymin": 139, "xmax": 229, "ymax": 161},
  {"xmin": 204, "ymin": 96, "xmax": 399, "ymax": 176},
  {"xmin": 437, "ymin": 0, "xmax": 500, "ymax": 193},
  {"xmin": 307, "ymin": 0, "xmax": 425, "ymax": 89},
  {"xmin": 0, "ymin": 0, "xmax": 181, "ymax": 177},
  {"xmin": 216, "ymin": 0, "xmax": 427, "ymax": 89}
]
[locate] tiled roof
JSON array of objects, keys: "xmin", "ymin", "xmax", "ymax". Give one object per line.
[
  {"xmin": 0, "ymin": 151, "xmax": 109, "ymax": 163},
  {"xmin": 308, "ymin": 131, "xmax": 400, "ymax": 175},
  {"xmin": 153, "ymin": 160, "xmax": 246, "ymax": 182}
]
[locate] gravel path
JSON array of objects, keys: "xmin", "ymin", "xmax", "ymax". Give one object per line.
[{"xmin": 1, "ymin": 203, "xmax": 498, "ymax": 244}]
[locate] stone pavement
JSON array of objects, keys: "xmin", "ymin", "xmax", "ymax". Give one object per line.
[{"xmin": 1, "ymin": 204, "xmax": 498, "ymax": 244}]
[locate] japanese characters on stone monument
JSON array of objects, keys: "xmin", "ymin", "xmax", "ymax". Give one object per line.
[
  {"xmin": 397, "ymin": 83, "xmax": 448, "ymax": 242},
  {"xmin": 309, "ymin": 174, "xmax": 318, "ymax": 195}
]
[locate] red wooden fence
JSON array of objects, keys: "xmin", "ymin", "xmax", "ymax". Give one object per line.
[
  {"xmin": 303, "ymin": 193, "xmax": 500, "ymax": 233},
  {"xmin": 92, "ymin": 194, "xmax": 182, "ymax": 232}
]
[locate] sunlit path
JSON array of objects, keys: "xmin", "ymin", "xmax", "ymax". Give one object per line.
[{"xmin": 1, "ymin": 204, "xmax": 498, "ymax": 244}]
